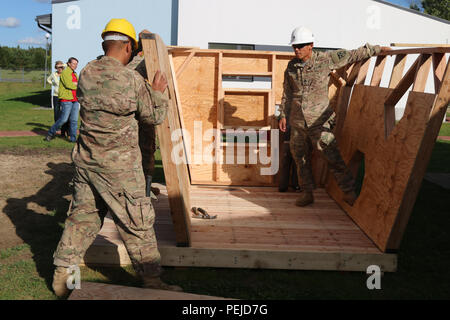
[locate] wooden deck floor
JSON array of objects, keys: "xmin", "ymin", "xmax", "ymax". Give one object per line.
[{"xmin": 82, "ymin": 184, "xmax": 397, "ymax": 272}]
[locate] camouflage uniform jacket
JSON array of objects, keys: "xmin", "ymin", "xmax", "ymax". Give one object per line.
[
  {"xmin": 72, "ymin": 55, "xmax": 168, "ymax": 173},
  {"xmin": 279, "ymin": 43, "xmax": 381, "ymax": 128}
]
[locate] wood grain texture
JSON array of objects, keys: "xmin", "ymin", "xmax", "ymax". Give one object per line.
[
  {"xmin": 223, "ymin": 92, "xmax": 268, "ymax": 127},
  {"xmin": 69, "ymin": 282, "xmax": 231, "ymax": 300},
  {"xmin": 142, "ymin": 34, "xmax": 192, "ymax": 246},
  {"xmin": 389, "ymin": 54, "xmax": 407, "ymax": 89},
  {"xmin": 82, "ymin": 184, "xmax": 397, "ymax": 272},
  {"xmin": 326, "ymin": 85, "xmax": 437, "ymax": 251},
  {"xmin": 370, "ymin": 55, "xmax": 387, "ymax": 87},
  {"xmin": 432, "ymin": 53, "xmax": 447, "ymax": 93},
  {"xmin": 387, "ymin": 63, "xmax": 450, "ymax": 249}
]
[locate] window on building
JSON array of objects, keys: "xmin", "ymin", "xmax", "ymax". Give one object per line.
[{"xmin": 209, "ymin": 43, "xmax": 255, "ymax": 51}]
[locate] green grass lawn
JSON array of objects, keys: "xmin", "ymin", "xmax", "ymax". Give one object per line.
[
  {"xmin": 0, "ymin": 82, "xmax": 55, "ymax": 131},
  {"xmin": 0, "ymin": 69, "xmax": 46, "ymax": 82},
  {"xmin": 439, "ymin": 122, "xmax": 450, "ymax": 136},
  {"xmin": 1, "ymin": 82, "xmax": 450, "ymax": 300}
]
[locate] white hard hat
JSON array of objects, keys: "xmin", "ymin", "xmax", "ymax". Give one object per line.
[{"xmin": 289, "ymin": 26, "xmax": 315, "ymax": 45}]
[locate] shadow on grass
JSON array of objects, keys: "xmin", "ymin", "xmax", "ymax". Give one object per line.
[
  {"xmin": 7, "ymin": 90, "xmax": 51, "ymax": 108},
  {"xmin": 26, "ymin": 122, "xmax": 51, "ymax": 136},
  {"xmin": 2, "ymin": 161, "xmax": 137, "ymax": 297}
]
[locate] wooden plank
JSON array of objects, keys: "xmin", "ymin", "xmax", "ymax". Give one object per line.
[
  {"xmin": 378, "ymin": 47, "xmax": 450, "ymax": 55},
  {"xmin": 389, "ymin": 54, "xmax": 407, "ymax": 89},
  {"xmin": 83, "ymin": 243, "xmax": 397, "ymax": 272},
  {"xmin": 270, "ymin": 54, "xmax": 277, "ymax": 184},
  {"xmin": 274, "ymin": 55, "xmax": 293, "ymax": 104},
  {"xmin": 412, "ymin": 54, "xmax": 432, "ymax": 92},
  {"xmin": 370, "ymin": 55, "xmax": 387, "ymax": 87},
  {"xmin": 169, "ymin": 54, "xmax": 187, "ymax": 132},
  {"xmin": 391, "ymin": 43, "xmax": 450, "ymax": 48},
  {"xmin": 215, "ymin": 52, "xmax": 224, "ymax": 182},
  {"xmin": 432, "ymin": 53, "xmax": 447, "ymax": 93},
  {"xmin": 222, "ymin": 71, "xmax": 272, "ymax": 77},
  {"xmin": 69, "ymin": 282, "xmax": 231, "ymax": 300},
  {"xmin": 171, "ymin": 52, "xmax": 218, "ymax": 185},
  {"xmin": 141, "ymin": 33, "xmax": 191, "ymax": 247},
  {"xmin": 386, "ymin": 63, "xmax": 450, "ymax": 250},
  {"xmin": 223, "ymin": 88, "xmax": 272, "ymax": 93},
  {"xmin": 222, "ymin": 54, "xmax": 271, "ymax": 74},
  {"xmin": 330, "ymin": 71, "xmax": 346, "ymax": 86},
  {"xmin": 345, "ymin": 61, "xmax": 362, "ymax": 87},
  {"xmin": 384, "ymin": 54, "xmax": 421, "ymax": 106},
  {"xmin": 356, "ymin": 58, "xmax": 371, "ymax": 85}
]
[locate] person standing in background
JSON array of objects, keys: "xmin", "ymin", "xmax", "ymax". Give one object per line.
[
  {"xmin": 45, "ymin": 57, "xmax": 79, "ymax": 143},
  {"xmin": 47, "ymin": 61, "xmax": 69, "ymax": 138}
]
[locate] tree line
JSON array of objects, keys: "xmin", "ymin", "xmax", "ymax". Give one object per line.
[
  {"xmin": 0, "ymin": 46, "xmax": 51, "ymax": 71},
  {"xmin": 409, "ymin": 0, "xmax": 449, "ymax": 21}
]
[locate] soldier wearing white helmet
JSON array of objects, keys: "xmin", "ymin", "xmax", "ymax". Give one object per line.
[{"xmin": 279, "ymin": 26, "xmax": 391, "ymax": 207}]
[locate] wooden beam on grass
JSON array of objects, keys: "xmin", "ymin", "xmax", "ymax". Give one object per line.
[{"xmin": 141, "ymin": 33, "xmax": 192, "ymax": 247}]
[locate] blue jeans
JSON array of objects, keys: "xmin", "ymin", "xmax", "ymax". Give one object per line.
[
  {"xmin": 48, "ymin": 101, "xmax": 79, "ymax": 142},
  {"xmin": 53, "ymin": 96, "xmax": 69, "ymax": 136}
]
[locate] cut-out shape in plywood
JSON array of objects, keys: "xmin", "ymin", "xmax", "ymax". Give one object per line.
[{"xmin": 326, "ymin": 83, "xmax": 443, "ymax": 252}]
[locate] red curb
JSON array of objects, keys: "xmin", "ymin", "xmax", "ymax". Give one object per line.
[
  {"xmin": 438, "ymin": 136, "xmax": 450, "ymax": 141},
  {"xmin": 0, "ymin": 130, "xmax": 45, "ymax": 137},
  {"xmin": 0, "ymin": 130, "xmax": 79, "ymax": 138}
]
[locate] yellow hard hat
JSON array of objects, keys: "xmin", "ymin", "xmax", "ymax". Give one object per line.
[{"xmin": 102, "ymin": 18, "xmax": 138, "ymax": 48}]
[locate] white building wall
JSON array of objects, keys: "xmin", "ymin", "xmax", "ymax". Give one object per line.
[
  {"xmin": 178, "ymin": 0, "xmax": 449, "ymax": 119},
  {"xmin": 178, "ymin": 0, "xmax": 449, "ymax": 49}
]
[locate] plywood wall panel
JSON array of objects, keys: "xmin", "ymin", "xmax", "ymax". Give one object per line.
[
  {"xmin": 223, "ymin": 92, "xmax": 268, "ymax": 127},
  {"xmin": 326, "ymin": 85, "xmax": 436, "ymax": 251},
  {"xmin": 222, "ymin": 54, "xmax": 271, "ymax": 74}
]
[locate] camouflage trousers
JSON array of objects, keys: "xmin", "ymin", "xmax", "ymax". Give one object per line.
[
  {"xmin": 289, "ymin": 116, "xmax": 355, "ymax": 193},
  {"xmin": 53, "ymin": 166, "xmax": 162, "ymax": 278}
]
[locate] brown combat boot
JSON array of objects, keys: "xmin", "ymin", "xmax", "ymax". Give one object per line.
[
  {"xmin": 52, "ymin": 266, "xmax": 71, "ymax": 298},
  {"xmin": 295, "ymin": 191, "xmax": 314, "ymax": 207},
  {"xmin": 142, "ymin": 276, "xmax": 183, "ymax": 292},
  {"xmin": 343, "ymin": 190, "xmax": 357, "ymax": 206}
]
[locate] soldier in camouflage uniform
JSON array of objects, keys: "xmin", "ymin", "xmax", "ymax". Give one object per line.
[
  {"xmin": 52, "ymin": 19, "xmax": 181, "ymax": 297},
  {"xmin": 278, "ymin": 26, "xmax": 389, "ymax": 207}
]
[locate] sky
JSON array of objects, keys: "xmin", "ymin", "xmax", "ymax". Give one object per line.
[{"xmin": 0, "ymin": 0, "xmax": 416, "ymax": 49}]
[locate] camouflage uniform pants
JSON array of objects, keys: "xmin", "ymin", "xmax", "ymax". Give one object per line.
[
  {"xmin": 53, "ymin": 166, "xmax": 162, "ymax": 278},
  {"xmin": 289, "ymin": 115, "xmax": 355, "ymax": 193}
]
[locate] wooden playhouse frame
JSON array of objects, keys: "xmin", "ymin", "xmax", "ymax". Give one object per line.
[{"xmin": 83, "ymin": 34, "xmax": 450, "ymax": 272}]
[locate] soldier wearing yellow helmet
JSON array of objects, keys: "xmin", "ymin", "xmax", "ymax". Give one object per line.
[{"xmin": 51, "ymin": 18, "xmax": 181, "ymax": 298}]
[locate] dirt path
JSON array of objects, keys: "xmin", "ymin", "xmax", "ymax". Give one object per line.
[{"xmin": 0, "ymin": 149, "xmax": 74, "ymax": 250}]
